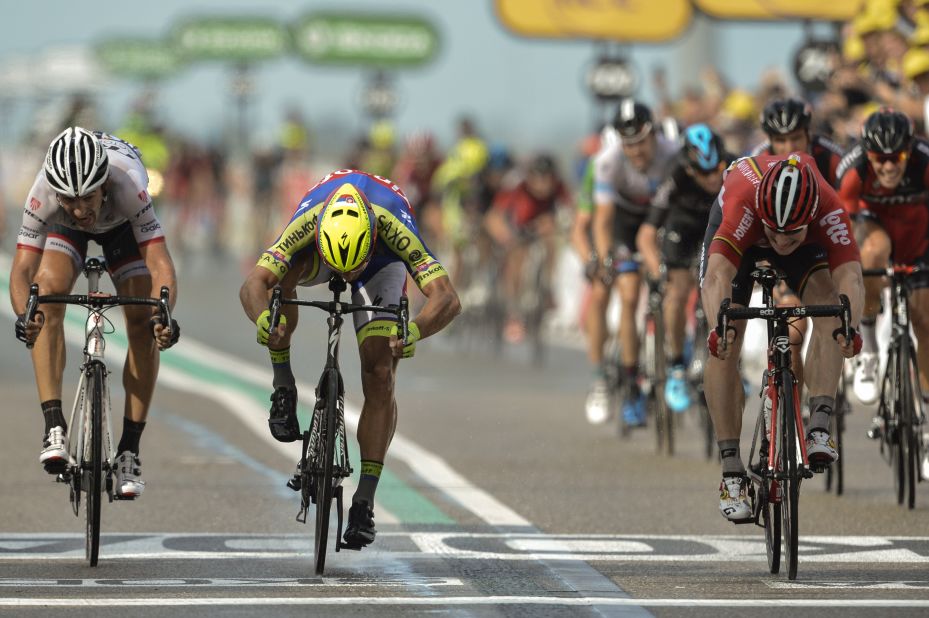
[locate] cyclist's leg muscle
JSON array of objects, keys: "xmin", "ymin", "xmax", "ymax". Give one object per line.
[
  {"xmin": 32, "ymin": 249, "xmax": 80, "ymax": 402},
  {"xmin": 116, "ymin": 274, "xmax": 159, "ymax": 423},
  {"xmin": 800, "ymin": 268, "xmax": 843, "ymax": 401},
  {"xmin": 357, "ymin": 335, "xmax": 399, "ymax": 462},
  {"xmin": 704, "ymin": 318, "xmax": 747, "ymax": 441},
  {"xmin": 617, "ymin": 271, "xmax": 641, "ymax": 368},
  {"xmin": 586, "ymin": 280, "xmax": 611, "ymax": 366},
  {"xmin": 857, "ymin": 221, "xmax": 891, "ymax": 318},
  {"xmin": 664, "ymin": 268, "xmax": 693, "ymax": 359}
]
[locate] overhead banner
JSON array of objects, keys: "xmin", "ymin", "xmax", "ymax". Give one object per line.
[
  {"xmin": 495, "ymin": 0, "xmax": 691, "ymax": 42},
  {"xmin": 293, "ymin": 13, "xmax": 439, "ymax": 67},
  {"xmin": 174, "ymin": 17, "xmax": 288, "ymax": 62},
  {"xmin": 694, "ymin": 0, "xmax": 864, "ymax": 21},
  {"xmin": 96, "ymin": 39, "xmax": 183, "ymax": 79}
]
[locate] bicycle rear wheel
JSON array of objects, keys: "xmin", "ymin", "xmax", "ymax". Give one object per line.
[
  {"xmin": 86, "ymin": 362, "xmax": 104, "ymax": 567},
  {"xmin": 648, "ymin": 311, "xmax": 672, "ymax": 455},
  {"xmin": 888, "ymin": 345, "xmax": 906, "ymax": 506},
  {"xmin": 779, "ymin": 373, "xmax": 800, "ymax": 580},
  {"xmin": 313, "ymin": 369, "xmax": 338, "ymax": 575},
  {"xmin": 903, "ymin": 342, "xmax": 919, "ymax": 509}
]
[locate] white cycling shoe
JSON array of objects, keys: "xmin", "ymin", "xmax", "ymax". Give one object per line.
[
  {"xmin": 114, "ymin": 451, "xmax": 145, "ymax": 498},
  {"xmin": 719, "ymin": 475, "xmax": 752, "ymax": 522},
  {"xmin": 39, "ymin": 426, "xmax": 68, "ymax": 468},
  {"xmin": 585, "ymin": 379, "xmax": 612, "ymax": 425},
  {"xmin": 806, "ymin": 430, "xmax": 838, "ymax": 467},
  {"xmin": 853, "ymin": 352, "xmax": 880, "ymax": 405}
]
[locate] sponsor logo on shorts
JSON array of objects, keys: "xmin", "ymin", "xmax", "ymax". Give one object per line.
[{"xmin": 818, "ymin": 208, "xmax": 851, "ymax": 246}]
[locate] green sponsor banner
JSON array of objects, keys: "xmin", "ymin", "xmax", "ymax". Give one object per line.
[
  {"xmin": 174, "ymin": 17, "xmax": 288, "ymax": 62},
  {"xmin": 293, "ymin": 13, "xmax": 439, "ymax": 67},
  {"xmin": 96, "ymin": 39, "xmax": 183, "ymax": 79}
]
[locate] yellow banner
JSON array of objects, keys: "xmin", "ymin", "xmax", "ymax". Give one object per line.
[
  {"xmin": 695, "ymin": 0, "xmax": 865, "ymax": 20},
  {"xmin": 495, "ymin": 0, "xmax": 692, "ymax": 42}
]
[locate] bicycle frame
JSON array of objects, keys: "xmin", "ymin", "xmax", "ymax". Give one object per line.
[{"xmin": 269, "ymin": 275, "xmax": 408, "ymax": 574}]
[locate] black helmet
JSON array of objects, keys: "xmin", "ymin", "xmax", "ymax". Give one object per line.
[
  {"xmin": 861, "ymin": 108, "xmax": 914, "ymax": 154},
  {"xmin": 680, "ymin": 123, "xmax": 724, "ymax": 172},
  {"xmin": 528, "ymin": 153, "xmax": 557, "ymax": 175},
  {"xmin": 613, "ymin": 99, "xmax": 653, "ymax": 142},
  {"xmin": 760, "ymin": 98, "xmax": 812, "ymax": 135}
]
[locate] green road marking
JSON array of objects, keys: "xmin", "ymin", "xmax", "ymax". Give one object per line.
[{"xmin": 0, "ymin": 268, "xmax": 452, "ymax": 525}]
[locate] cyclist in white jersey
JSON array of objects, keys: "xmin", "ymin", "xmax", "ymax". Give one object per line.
[
  {"xmin": 588, "ymin": 100, "xmax": 678, "ymax": 427},
  {"xmin": 9, "ymin": 127, "xmax": 178, "ymax": 499}
]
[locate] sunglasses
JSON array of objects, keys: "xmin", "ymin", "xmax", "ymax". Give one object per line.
[{"xmin": 867, "ymin": 150, "xmax": 909, "ymax": 165}]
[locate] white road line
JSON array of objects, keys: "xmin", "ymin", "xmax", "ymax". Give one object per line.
[
  {"xmin": 0, "ymin": 577, "xmax": 465, "ymax": 588},
  {"xmin": 0, "ymin": 597, "xmax": 928, "ymax": 608}
]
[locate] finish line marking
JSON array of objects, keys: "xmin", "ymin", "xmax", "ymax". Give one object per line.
[
  {"xmin": 2, "ymin": 533, "xmax": 928, "ymax": 563},
  {"xmin": 0, "ymin": 597, "xmax": 928, "ymax": 608},
  {"xmin": 0, "ymin": 577, "xmax": 463, "ymax": 589}
]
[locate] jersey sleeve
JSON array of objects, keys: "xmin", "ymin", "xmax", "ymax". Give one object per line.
[
  {"xmin": 109, "ymin": 163, "xmax": 165, "ymax": 247},
  {"xmin": 836, "ymin": 163, "xmax": 865, "ymax": 217},
  {"xmin": 256, "ymin": 203, "xmax": 321, "ymax": 280},
  {"xmin": 644, "ymin": 175, "xmax": 674, "ymax": 228},
  {"xmin": 706, "ymin": 177, "xmax": 761, "ymax": 269},
  {"xmin": 16, "ymin": 172, "xmax": 54, "ymax": 254},
  {"xmin": 592, "ymin": 144, "xmax": 619, "ymax": 207},
  {"xmin": 810, "ymin": 186, "xmax": 861, "ymax": 269},
  {"xmin": 372, "ymin": 202, "xmax": 448, "ymax": 289}
]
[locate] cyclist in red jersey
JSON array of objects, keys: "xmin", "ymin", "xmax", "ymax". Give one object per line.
[
  {"xmin": 836, "ymin": 108, "xmax": 929, "ymax": 415},
  {"xmin": 751, "ymin": 98, "xmax": 846, "ymax": 395},
  {"xmin": 700, "ymin": 153, "xmax": 863, "ymax": 521}
]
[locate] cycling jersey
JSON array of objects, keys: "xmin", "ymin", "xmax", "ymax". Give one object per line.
[
  {"xmin": 257, "ymin": 169, "xmax": 447, "ymax": 290},
  {"xmin": 701, "ymin": 153, "xmax": 860, "ymax": 280},
  {"xmin": 491, "ymin": 178, "xmax": 571, "ymax": 228},
  {"xmin": 17, "ymin": 132, "xmax": 164, "ymax": 254},
  {"xmin": 750, "ymin": 134, "xmax": 844, "ymax": 186},
  {"xmin": 836, "ymin": 139, "xmax": 929, "ymax": 267},
  {"xmin": 592, "ymin": 135, "xmax": 678, "ymax": 217}
]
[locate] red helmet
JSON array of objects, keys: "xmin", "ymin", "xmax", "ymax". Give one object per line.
[{"xmin": 755, "ymin": 155, "xmax": 820, "ymax": 232}]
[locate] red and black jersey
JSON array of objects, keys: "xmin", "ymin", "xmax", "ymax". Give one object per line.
[
  {"xmin": 491, "ymin": 180, "xmax": 572, "ymax": 228},
  {"xmin": 836, "ymin": 138, "xmax": 929, "ymax": 265},
  {"xmin": 708, "ymin": 152, "xmax": 860, "ymax": 272},
  {"xmin": 750, "ymin": 134, "xmax": 844, "ymax": 187}
]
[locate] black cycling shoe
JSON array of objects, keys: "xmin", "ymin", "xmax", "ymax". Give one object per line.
[
  {"xmin": 342, "ymin": 500, "xmax": 376, "ymax": 550},
  {"xmin": 268, "ymin": 387, "xmax": 300, "ymax": 443}
]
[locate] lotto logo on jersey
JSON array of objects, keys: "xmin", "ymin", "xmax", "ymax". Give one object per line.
[
  {"xmin": 29, "ymin": 197, "xmax": 41, "ymax": 211},
  {"xmin": 818, "ymin": 208, "xmax": 851, "ymax": 246},
  {"xmin": 137, "ymin": 190, "xmax": 149, "ymax": 203}
]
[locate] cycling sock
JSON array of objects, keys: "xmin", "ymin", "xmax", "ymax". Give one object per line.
[
  {"xmin": 353, "ymin": 459, "xmax": 383, "ymax": 505},
  {"xmin": 860, "ymin": 317, "xmax": 878, "ymax": 354},
  {"xmin": 718, "ymin": 439, "xmax": 744, "ymax": 476},
  {"xmin": 41, "ymin": 400, "xmax": 66, "ymax": 435},
  {"xmin": 270, "ymin": 347, "xmax": 296, "ymax": 390},
  {"xmin": 117, "ymin": 418, "xmax": 146, "ymax": 455},
  {"xmin": 808, "ymin": 395, "xmax": 835, "ymax": 433}
]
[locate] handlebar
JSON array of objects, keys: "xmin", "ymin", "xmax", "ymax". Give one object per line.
[
  {"xmin": 862, "ymin": 265, "xmax": 922, "ymax": 278},
  {"xmin": 268, "ymin": 286, "xmax": 411, "ymax": 343},
  {"xmin": 716, "ymin": 294, "xmax": 853, "ymax": 348},
  {"xmin": 23, "ymin": 283, "xmax": 173, "ymax": 349}
]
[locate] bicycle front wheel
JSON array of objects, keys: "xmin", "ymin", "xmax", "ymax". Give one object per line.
[
  {"xmin": 86, "ymin": 362, "xmax": 104, "ymax": 567},
  {"xmin": 779, "ymin": 373, "xmax": 800, "ymax": 580},
  {"xmin": 903, "ymin": 342, "xmax": 920, "ymax": 509},
  {"xmin": 313, "ymin": 369, "xmax": 338, "ymax": 575}
]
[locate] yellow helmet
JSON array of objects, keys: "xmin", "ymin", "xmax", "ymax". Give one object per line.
[{"xmin": 316, "ymin": 183, "xmax": 377, "ymax": 275}]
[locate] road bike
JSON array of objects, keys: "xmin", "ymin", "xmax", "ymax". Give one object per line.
[
  {"xmin": 269, "ymin": 276, "xmax": 409, "ymax": 575},
  {"xmin": 716, "ymin": 266, "xmax": 851, "ymax": 580},
  {"xmin": 687, "ymin": 297, "xmax": 715, "ymax": 460},
  {"xmin": 863, "ymin": 265, "xmax": 926, "ymax": 509},
  {"xmin": 824, "ymin": 369, "xmax": 850, "ymax": 495},
  {"xmin": 642, "ymin": 278, "xmax": 672, "ymax": 453},
  {"xmin": 22, "ymin": 256, "xmax": 172, "ymax": 566}
]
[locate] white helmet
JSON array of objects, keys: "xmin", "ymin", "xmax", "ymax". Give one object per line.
[{"xmin": 44, "ymin": 127, "xmax": 109, "ymax": 197}]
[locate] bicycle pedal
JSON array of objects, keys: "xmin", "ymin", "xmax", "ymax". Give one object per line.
[
  {"xmin": 113, "ymin": 494, "xmax": 137, "ymax": 501},
  {"xmin": 731, "ymin": 517, "xmax": 755, "ymax": 525},
  {"xmin": 44, "ymin": 461, "xmax": 68, "ymax": 476},
  {"xmin": 285, "ymin": 476, "xmax": 301, "ymax": 492}
]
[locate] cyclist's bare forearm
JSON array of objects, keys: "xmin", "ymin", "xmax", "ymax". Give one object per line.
[
  {"xmin": 832, "ymin": 261, "xmax": 864, "ymax": 328},
  {"xmin": 592, "ymin": 202, "xmax": 614, "ymax": 262},
  {"xmin": 9, "ymin": 248, "xmax": 41, "ymax": 315},
  {"xmin": 635, "ymin": 223, "xmax": 662, "ymax": 279},
  {"xmin": 141, "ymin": 241, "xmax": 178, "ymax": 310},
  {"xmin": 413, "ymin": 275, "xmax": 461, "ymax": 339},
  {"xmin": 700, "ymin": 253, "xmax": 738, "ymax": 324},
  {"xmin": 570, "ymin": 211, "xmax": 593, "ymax": 261}
]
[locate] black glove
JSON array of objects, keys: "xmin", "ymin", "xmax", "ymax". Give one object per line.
[
  {"xmin": 583, "ymin": 253, "xmax": 599, "ymax": 282},
  {"xmin": 598, "ymin": 255, "xmax": 617, "ymax": 287},
  {"xmin": 150, "ymin": 316, "xmax": 181, "ymax": 349},
  {"xmin": 14, "ymin": 314, "xmax": 28, "ymax": 343}
]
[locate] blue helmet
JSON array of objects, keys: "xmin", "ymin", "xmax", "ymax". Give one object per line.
[{"xmin": 681, "ymin": 123, "xmax": 723, "ymax": 172}]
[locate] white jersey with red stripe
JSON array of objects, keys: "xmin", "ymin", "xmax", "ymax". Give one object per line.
[{"xmin": 16, "ymin": 132, "xmax": 165, "ymax": 253}]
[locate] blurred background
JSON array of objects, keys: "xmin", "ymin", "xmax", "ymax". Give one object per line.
[{"xmin": 0, "ymin": 0, "xmax": 923, "ymax": 336}]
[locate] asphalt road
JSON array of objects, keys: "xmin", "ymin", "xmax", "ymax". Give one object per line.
[{"xmin": 0, "ymin": 250, "xmax": 928, "ymax": 617}]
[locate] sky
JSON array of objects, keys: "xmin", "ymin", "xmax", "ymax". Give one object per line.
[{"xmin": 0, "ymin": 1, "xmax": 824, "ymax": 154}]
